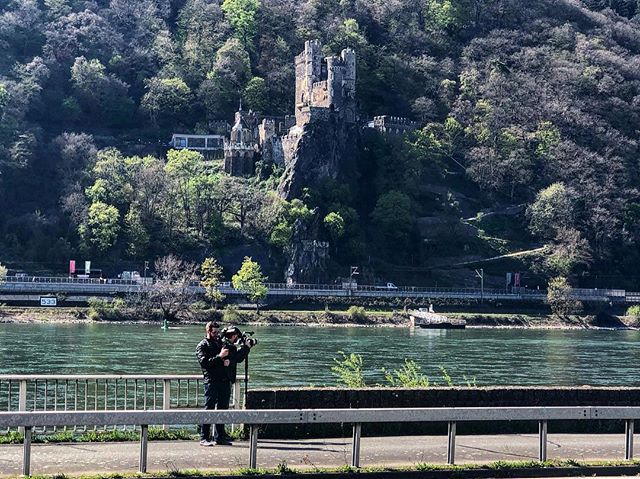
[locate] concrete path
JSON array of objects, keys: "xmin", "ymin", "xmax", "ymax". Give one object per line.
[{"xmin": 0, "ymin": 433, "xmax": 632, "ymax": 477}]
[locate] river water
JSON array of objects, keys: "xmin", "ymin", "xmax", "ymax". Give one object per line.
[{"xmin": 1, "ymin": 323, "xmax": 639, "ymax": 388}]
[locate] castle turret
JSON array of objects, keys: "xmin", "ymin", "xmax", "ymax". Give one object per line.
[{"xmin": 341, "ymin": 48, "xmax": 356, "ymax": 122}]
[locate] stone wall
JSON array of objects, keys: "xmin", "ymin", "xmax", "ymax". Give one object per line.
[{"xmin": 246, "ymin": 387, "xmax": 640, "ymax": 438}]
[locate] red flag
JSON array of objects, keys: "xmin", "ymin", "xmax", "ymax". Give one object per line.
[{"xmin": 69, "ymin": 260, "xmax": 76, "ymax": 274}]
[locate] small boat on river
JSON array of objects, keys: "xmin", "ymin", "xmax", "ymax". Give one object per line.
[{"xmin": 409, "ymin": 308, "xmax": 466, "ymax": 329}]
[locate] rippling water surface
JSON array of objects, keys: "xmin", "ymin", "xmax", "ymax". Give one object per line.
[{"xmin": 1, "ymin": 322, "xmax": 639, "ymax": 387}]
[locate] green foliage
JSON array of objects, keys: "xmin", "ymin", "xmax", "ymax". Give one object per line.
[
  {"xmin": 527, "ymin": 183, "xmax": 574, "ymax": 239},
  {"xmin": 141, "ymin": 77, "xmax": 192, "ymax": 125},
  {"xmin": 87, "ymin": 297, "xmax": 127, "ymax": 321},
  {"xmin": 124, "ymin": 207, "xmax": 149, "ymax": 258},
  {"xmin": 200, "ymin": 257, "xmax": 226, "ymax": 308},
  {"xmin": 223, "ymin": 304, "xmax": 242, "ymax": 323},
  {"xmin": 370, "ymin": 191, "xmax": 415, "ymax": 253},
  {"xmin": 438, "ymin": 366, "xmax": 454, "ymax": 387},
  {"xmin": 221, "ymin": 0, "xmax": 260, "ymax": 48},
  {"xmin": 269, "ymin": 222, "xmax": 293, "ymax": 249},
  {"xmin": 346, "ymin": 305, "xmax": 367, "ymax": 322},
  {"xmin": 232, "ymin": 256, "xmax": 268, "ymax": 307},
  {"xmin": 79, "ymin": 202, "xmax": 120, "ymax": 252},
  {"xmin": 331, "ymin": 351, "xmax": 367, "ymax": 388},
  {"xmin": 383, "ymin": 359, "xmax": 430, "ymax": 387},
  {"xmin": 626, "ymin": 305, "xmax": 640, "ymax": 317},
  {"xmin": 547, "ymin": 276, "xmax": 583, "ymax": 316},
  {"xmin": 323, "ymin": 212, "xmax": 345, "ymax": 242},
  {"xmin": 243, "ymin": 77, "xmax": 269, "ymax": 112},
  {"xmin": 287, "ymin": 199, "xmax": 314, "ymax": 222}
]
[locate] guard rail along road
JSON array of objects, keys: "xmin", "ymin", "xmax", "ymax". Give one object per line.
[
  {"xmin": 1, "ymin": 406, "xmax": 640, "ymax": 476},
  {"xmin": 0, "ymin": 276, "xmax": 635, "ymax": 304}
]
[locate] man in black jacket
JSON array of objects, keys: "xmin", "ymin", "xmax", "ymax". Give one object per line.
[
  {"xmin": 195, "ymin": 322, "xmax": 252, "ymax": 446},
  {"xmin": 195, "ymin": 321, "xmax": 229, "ymax": 446}
]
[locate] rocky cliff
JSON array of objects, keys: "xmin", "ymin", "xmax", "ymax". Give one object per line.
[{"xmin": 277, "ymin": 115, "xmax": 358, "ymax": 199}]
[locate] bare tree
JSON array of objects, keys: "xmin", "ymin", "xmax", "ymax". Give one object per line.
[{"xmin": 146, "ymin": 255, "xmax": 198, "ymax": 322}]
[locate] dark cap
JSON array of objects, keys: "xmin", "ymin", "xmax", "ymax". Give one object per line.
[{"xmin": 222, "ymin": 326, "xmax": 241, "ymax": 337}]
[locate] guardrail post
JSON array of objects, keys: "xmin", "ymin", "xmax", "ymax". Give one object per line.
[
  {"xmin": 233, "ymin": 381, "xmax": 241, "ymax": 408},
  {"xmin": 18, "ymin": 380, "xmax": 27, "ymax": 434},
  {"xmin": 447, "ymin": 421, "xmax": 456, "ymax": 465},
  {"xmin": 162, "ymin": 379, "xmax": 171, "ymax": 431},
  {"xmin": 23, "ymin": 426, "xmax": 32, "ymax": 476},
  {"xmin": 249, "ymin": 425, "xmax": 258, "ymax": 469},
  {"xmin": 538, "ymin": 420, "xmax": 547, "ymax": 462},
  {"xmin": 351, "ymin": 423, "xmax": 362, "ymax": 468},
  {"xmin": 626, "ymin": 420, "xmax": 634, "ymax": 460},
  {"xmin": 139, "ymin": 424, "xmax": 148, "ymax": 473}
]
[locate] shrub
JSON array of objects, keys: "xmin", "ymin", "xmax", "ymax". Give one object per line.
[
  {"xmin": 383, "ymin": 359, "xmax": 430, "ymax": 387},
  {"xmin": 331, "ymin": 351, "xmax": 366, "ymax": 388},
  {"xmin": 626, "ymin": 305, "xmax": 640, "ymax": 317},
  {"xmin": 347, "ymin": 305, "xmax": 367, "ymax": 322},
  {"xmin": 223, "ymin": 305, "xmax": 241, "ymax": 323}
]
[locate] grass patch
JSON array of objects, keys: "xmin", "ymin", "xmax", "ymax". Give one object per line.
[
  {"xmin": 0, "ymin": 427, "xmax": 194, "ymax": 445},
  {"xmin": 5, "ymin": 456, "xmax": 640, "ymax": 479}
]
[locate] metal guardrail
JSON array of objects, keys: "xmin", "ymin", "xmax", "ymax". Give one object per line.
[
  {"xmin": 0, "ymin": 375, "xmax": 244, "ymax": 433},
  {"xmin": 0, "ymin": 406, "xmax": 638, "ymax": 475},
  {"xmin": 0, "ymin": 276, "xmax": 636, "ymax": 303}
]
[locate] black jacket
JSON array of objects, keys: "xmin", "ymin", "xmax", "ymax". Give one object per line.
[
  {"xmin": 196, "ymin": 336, "xmax": 249, "ymax": 383},
  {"xmin": 220, "ymin": 339, "xmax": 250, "ymax": 383}
]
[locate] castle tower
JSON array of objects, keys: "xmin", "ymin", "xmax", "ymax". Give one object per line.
[
  {"xmin": 295, "ymin": 40, "xmax": 322, "ymax": 125},
  {"xmin": 326, "ymin": 55, "xmax": 343, "ymax": 111},
  {"xmin": 341, "ymin": 48, "xmax": 356, "ymax": 122},
  {"xmin": 224, "ymin": 104, "xmax": 256, "ymax": 176}
]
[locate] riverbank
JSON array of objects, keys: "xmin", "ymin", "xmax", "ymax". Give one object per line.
[{"xmin": 0, "ymin": 306, "xmax": 636, "ymax": 329}]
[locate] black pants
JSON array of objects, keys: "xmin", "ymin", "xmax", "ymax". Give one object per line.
[{"xmin": 200, "ymin": 381, "xmax": 231, "ymax": 441}]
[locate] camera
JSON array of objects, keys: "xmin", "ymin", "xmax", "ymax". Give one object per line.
[
  {"xmin": 221, "ymin": 326, "xmax": 258, "ymax": 348},
  {"xmin": 241, "ymin": 331, "xmax": 258, "ymax": 347}
]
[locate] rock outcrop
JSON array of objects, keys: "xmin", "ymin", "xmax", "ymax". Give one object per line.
[{"xmin": 277, "ymin": 116, "xmax": 358, "ymax": 199}]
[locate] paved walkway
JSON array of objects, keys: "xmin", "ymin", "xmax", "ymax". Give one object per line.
[{"xmin": 0, "ymin": 433, "xmax": 634, "ymax": 477}]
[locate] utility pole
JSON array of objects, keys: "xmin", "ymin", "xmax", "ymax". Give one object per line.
[
  {"xmin": 475, "ymin": 268, "xmax": 484, "ymax": 303},
  {"xmin": 144, "ymin": 261, "xmax": 149, "ymax": 284}
]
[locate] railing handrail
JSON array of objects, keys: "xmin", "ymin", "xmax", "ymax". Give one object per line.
[
  {"xmin": 0, "ymin": 406, "xmax": 599, "ymax": 427},
  {"xmin": 4, "ymin": 405, "xmax": 640, "ymax": 474},
  {"xmin": 0, "ymin": 374, "xmax": 246, "ymax": 381}
]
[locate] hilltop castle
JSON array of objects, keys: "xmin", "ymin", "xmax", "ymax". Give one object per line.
[{"xmin": 293, "ymin": 40, "xmax": 357, "ymax": 127}]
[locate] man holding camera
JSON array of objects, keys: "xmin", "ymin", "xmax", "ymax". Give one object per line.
[{"xmin": 195, "ymin": 322, "xmax": 255, "ymax": 446}]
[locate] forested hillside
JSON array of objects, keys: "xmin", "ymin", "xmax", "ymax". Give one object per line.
[{"xmin": 1, "ymin": 0, "xmax": 640, "ymax": 287}]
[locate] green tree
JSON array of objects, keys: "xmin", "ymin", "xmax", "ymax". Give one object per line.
[
  {"xmin": 199, "ymin": 38, "xmax": 251, "ymax": 119},
  {"xmin": 269, "ymin": 222, "xmax": 293, "ymax": 249},
  {"xmin": 80, "ymin": 202, "xmax": 120, "ymax": 252},
  {"xmin": 547, "ymin": 276, "xmax": 583, "ymax": 316},
  {"xmin": 232, "ymin": 256, "xmax": 267, "ymax": 311},
  {"xmin": 243, "ymin": 76, "xmax": 269, "ymax": 112},
  {"xmin": 141, "ymin": 77, "xmax": 192, "ymax": 126},
  {"xmin": 370, "ymin": 191, "xmax": 415, "ymax": 251},
  {"xmin": 201, "ymin": 257, "xmax": 226, "ymax": 309},
  {"xmin": 527, "ymin": 183, "xmax": 575, "ymax": 239},
  {"xmin": 221, "ymin": 0, "xmax": 260, "ymax": 48},
  {"xmin": 124, "ymin": 206, "xmax": 149, "ymax": 258},
  {"xmin": 324, "ymin": 212, "xmax": 345, "ymax": 241}
]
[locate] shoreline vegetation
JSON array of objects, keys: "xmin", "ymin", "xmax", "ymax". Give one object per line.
[{"xmin": 0, "ymin": 305, "xmax": 638, "ymax": 330}]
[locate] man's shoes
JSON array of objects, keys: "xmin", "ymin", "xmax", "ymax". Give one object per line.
[
  {"xmin": 199, "ymin": 439, "xmax": 214, "ymax": 447},
  {"xmin": 214, "ymin": 438, "xmax": 233, "ymax": 445}
]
